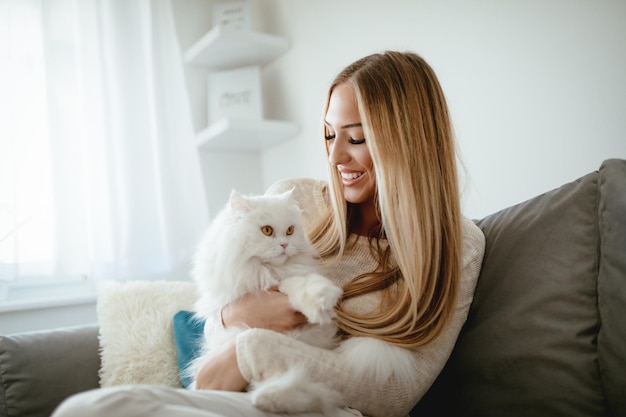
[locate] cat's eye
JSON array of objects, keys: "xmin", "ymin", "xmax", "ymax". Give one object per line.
[
  {"xmin": 261, "ymin": 225, "xmax": 273, "ymax": 236},
  {"xmin": 286, "ymin": 225, "xmax": 294, "ymax": 236}
]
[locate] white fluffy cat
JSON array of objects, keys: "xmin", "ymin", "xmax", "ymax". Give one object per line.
[{"xmin": 189, "ymin": 189, "xmax": 344, "ymax": 413}]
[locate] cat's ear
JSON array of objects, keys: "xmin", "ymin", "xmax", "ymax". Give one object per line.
[
  {"xmin": 276, "ymin": 187, "xmax": 295, "ymax": 201},
  {"xmin": 229, "ymin": 190, "xmax": 251, "ymax": 213}
]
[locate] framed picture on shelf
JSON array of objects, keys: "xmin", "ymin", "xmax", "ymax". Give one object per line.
[
  {"xmin": 212, "ymin": 0, "xmax": 251, "ymax": 32},
  {"xmin": 208, "ymin": 65, "xmax": 263, "ymax": 124}
]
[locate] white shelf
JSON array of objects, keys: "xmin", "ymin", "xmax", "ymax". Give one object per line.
[
  {"xmin": 196, "ymin": 118, "xmax": 299, "ymax": 152},
  {"xmin": 184, "ymin": 26, "xmax": 289, "ymax": 70}
]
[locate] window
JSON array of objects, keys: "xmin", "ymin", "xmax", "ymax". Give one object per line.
[
  {"xmin": 1, "ymin": 1, "xmax": 66, "ymax": 284},
  {"xmin": 0, "ymin": 0, "xmax": 209, "ymax": 308}
]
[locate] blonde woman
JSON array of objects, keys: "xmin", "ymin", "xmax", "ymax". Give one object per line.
[{"xmin": 53, "ymin": 51, "xmax": 485, "ymax": 417}]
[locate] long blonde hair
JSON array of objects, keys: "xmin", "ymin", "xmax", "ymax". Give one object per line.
[{"xmin": 309, "ymin": 51, "xmax": 462, "ymax": 349}]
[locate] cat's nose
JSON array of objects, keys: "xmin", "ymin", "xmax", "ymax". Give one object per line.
[{"xmin": 280, "ymin": 243, "xmax": 288, "ymax": 249}]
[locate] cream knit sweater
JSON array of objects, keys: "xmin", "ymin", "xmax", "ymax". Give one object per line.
[{"xmin": 235, "ymin": 178, "xmax": 485, "ymax": 417}]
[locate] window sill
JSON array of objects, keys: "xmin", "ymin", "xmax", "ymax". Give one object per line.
[
  {"xmin": 0, "ymin": 279, "xmax": 97, "ymax": 313},
  {"xmin": 0, "ymin": 293, "xmax": 96, "ymax": 313}
]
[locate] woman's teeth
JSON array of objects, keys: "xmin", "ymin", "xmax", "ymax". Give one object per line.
[{"xmin": 341, "ymin": 172, "xmax": 363, "ymax": 180}]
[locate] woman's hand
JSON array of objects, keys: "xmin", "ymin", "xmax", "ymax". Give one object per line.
[
  {"xmin": 222, "ymin": 288, "xmax": 307, "ymax": 332},
  {"xmin": 196, "ymin": 289, "xmax": 307, "ymax": 391},
  {"xmin": 194, "ymin": 339, "xmax": 247, "ymax": 391}
]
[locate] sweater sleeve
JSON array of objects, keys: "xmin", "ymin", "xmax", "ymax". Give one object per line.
[{"xmin": 235, "ymin": 218, "xmax": 485, "ymax": 417}]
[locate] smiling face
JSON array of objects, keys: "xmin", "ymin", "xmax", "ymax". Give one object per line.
[{"xmin": 324, "ymin": 83, "xmax": 376, "ymax": 209}]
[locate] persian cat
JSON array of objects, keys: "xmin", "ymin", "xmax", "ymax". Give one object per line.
[{"xmin": 188, "ymin": 189, "xmax": 344, "ymax": 413}]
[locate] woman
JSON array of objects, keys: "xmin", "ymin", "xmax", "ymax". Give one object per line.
[{"xmin": 52, "ymin": 51, "xmax": 485, "ymax": 417}]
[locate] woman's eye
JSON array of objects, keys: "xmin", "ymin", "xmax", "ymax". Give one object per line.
[
  {"xmin": 348, "ymin": 137, "xmax": 366, "ymax": 145},
  {"xmin": 286, "ymin": 225, "xmax": 294, "ymax": 235},
  {"xmin": 261, "ymin": 225, "xmax": 273, "ymax": 236},
  {"xmin": 325, "ymin": 134, "xmax": 336, "ymax": 141}
]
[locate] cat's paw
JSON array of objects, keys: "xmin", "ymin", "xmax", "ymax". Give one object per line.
[
  {"xmin": 251, "ymin": 369, "xmax": 341, "ymax": 415},
  {"xmin": 300, "ymin": 286, "xmax": 342, "ymax": 325},
  {"xmin": 251, "ymin": 384, "xmax": 290, "ymax": 413},
  {"xmin": 281, "ymin": 274, "xmax": 342, "ymax": 325}
]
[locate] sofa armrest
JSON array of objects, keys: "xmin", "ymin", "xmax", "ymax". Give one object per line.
[{"xmin": 0, "ymin": 324, "xmax": 100, "ymax": 417}]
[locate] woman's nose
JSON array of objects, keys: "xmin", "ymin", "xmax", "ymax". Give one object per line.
[{"xmin": 328, "ymin": 140, "xmax": 348, "ymax": 166}]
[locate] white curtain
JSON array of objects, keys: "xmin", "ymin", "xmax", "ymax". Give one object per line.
[{"xmin": 0, "ymin": 0, "xmax": 208, "ymax": 291}]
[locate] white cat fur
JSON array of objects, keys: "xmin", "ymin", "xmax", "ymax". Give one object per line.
[{"xmin": 189, "ymin": 189, "xmax": 344, "ymax": 413}]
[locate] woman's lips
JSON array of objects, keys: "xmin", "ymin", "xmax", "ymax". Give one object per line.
[{"xmin": 340, "ymin": 171, "xmax": 364, "ymax": 186}]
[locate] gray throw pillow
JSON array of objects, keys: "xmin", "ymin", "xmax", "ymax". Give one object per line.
[{"xmin": 414, "ymin": 162, "xmax": 617, "ymax": 416}]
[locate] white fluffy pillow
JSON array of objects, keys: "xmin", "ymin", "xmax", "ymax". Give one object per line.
[{"xmin": 97, "ymin": 280, "xmax": 198, "ymax": 387}]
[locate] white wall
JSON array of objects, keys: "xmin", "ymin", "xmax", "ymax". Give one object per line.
[
  {"xmin": 252, "ymin": 0, "xmax": 626, "ymax": 219},
  {"xmin": 6, "ymin": 0, "xmax": 624, "ymax": 334}
]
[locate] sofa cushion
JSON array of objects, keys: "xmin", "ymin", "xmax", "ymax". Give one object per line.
[
  {"xmin": 414, "ymin": 162, "xmax": 614, "ymax": 416},
  {"xmin": 97, "ymin": 280, "xmax": 197, "ymax": 387},
  {"xmin": 172, "ymin": 310, "xmax": 205, "ymax": 388},
  {"xmin": 597, "ymin": 159, "xmax": 626, "ymax": 416},
  {"xmin": 0, "ymin": 324, "xmax": 100, "ymax": 417}
]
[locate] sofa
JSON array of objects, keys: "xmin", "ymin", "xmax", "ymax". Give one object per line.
[{"xmin": 1, "ymin": 158, "xmax": 624, "ymax": 417}]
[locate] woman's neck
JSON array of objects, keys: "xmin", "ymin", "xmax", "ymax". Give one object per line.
[{"xmin": 349, "ymin": 201, "xmax": 381, "ymax": 237}]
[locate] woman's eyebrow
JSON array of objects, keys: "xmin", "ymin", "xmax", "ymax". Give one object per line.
[{"xmin": 323, "ymin": 120, "xmax": 363, "ymax": 129}]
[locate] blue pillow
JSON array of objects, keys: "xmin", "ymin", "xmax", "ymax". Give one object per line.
[{"xmin": 172, "ymin": 310, "xmax": 205, "ymax": 388}]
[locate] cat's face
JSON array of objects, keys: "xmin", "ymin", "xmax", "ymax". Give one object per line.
[{"xmin": 228, "ymin": 190, "xmax": 310, "ymax": 265}]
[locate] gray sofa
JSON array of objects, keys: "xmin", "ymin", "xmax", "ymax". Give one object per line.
[{"xmin": 1, "ymin": 158, "xmax": 624, "ymax": 417}]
